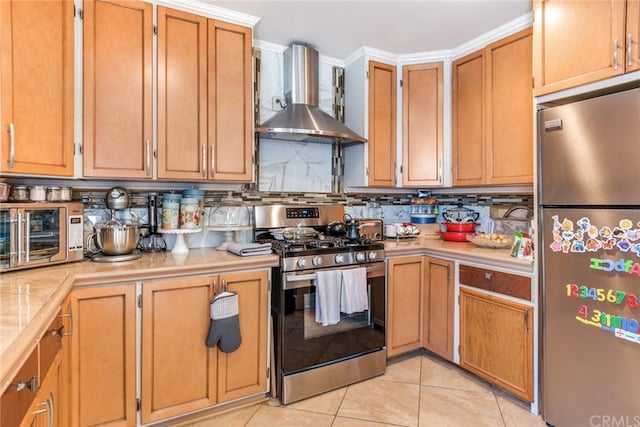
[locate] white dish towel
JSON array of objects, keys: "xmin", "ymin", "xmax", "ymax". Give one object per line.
[
  {"xmin": 315, "ymin": 270, "xmax": 342, "ymax": 326},
  {"xmin": 341, "ymin": 267, "xmax": 369, "ymax": 314}
]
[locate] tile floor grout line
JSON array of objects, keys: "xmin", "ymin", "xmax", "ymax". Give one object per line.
[{"xmin": 492, "ymin": 390, "xmax": 509, "ymax": 427}]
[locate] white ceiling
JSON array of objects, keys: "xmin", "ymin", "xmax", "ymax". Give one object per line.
[{"xmin": 206, "ymin": 0, "xmax": 533, "ymax": 59}]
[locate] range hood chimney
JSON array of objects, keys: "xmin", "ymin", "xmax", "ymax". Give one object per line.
[{"xmin": 256, "ymin": 44, "xmax": 366, "ymax": 145}]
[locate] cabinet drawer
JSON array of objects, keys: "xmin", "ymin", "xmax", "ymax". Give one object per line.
[
  {"xmin": 459, "ymin": 265, "xmax": 531, "ymax": 301},
  {"xmin": 1, "ymin": 347, "xmax": 38, "ymax": 427}
]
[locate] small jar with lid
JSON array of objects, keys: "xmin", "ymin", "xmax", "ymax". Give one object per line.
[
  {"xmin": 179, "ymin": 197, "xmax": 201, "ymax": 229},
  {"xmin": 30, "ymin": 185, "xmax": 46, "ymax": 202},
  {"xmin": 46, "ymin": 186, "xmax": 61, "ymax": 201},
  {"xmin": 10, "ymin": 186, "xmax": 29, "ymax": 201},
  {"xmin": 60, "ymin": 187, "xmax": 72, "ymax": 201}
]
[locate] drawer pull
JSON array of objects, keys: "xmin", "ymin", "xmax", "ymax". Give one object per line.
[
  {"xmin": 484, "ymin": 272, "xmax": 492, "ymax": 280},
  {"xmin": 14, "ymin": 375, "xmax": 37, "ymax": 392}
]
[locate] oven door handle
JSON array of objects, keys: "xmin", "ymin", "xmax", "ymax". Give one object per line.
[{"xmin": 284, "ymin": 263, "xmax": 385, "ymax": 290}]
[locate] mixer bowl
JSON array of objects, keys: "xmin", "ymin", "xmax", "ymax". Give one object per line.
[{"xmin": 93, "ymin": 223, "xmax": 140, "ymax": 255}]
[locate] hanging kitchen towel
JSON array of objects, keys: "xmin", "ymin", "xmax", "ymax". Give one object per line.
[
  {"xmin": 340, "ymin": 267, "xmax": 369, "ymax": 314},
  {"xmin": 205, "ymin": 291, "xmax": 242, "ymax": 352},
  {"xmin": 227, "ymin": 242, "xmax": 273, "ymax": 256},
  {"xmin": 315, "ymin": 270, "xmax": 342, "ymax": 326}
]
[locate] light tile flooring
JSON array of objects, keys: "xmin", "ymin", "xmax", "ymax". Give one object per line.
[{"xmin": 182, "ymin": 352, "xmax": 548, "ymax": 427}]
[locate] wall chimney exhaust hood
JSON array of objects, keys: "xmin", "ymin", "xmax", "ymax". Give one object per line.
[{"xmin": 256, "ymin": 44, "xmax": 366, "ymax": 145}]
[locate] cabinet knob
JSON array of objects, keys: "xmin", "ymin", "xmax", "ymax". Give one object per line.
[{"xmin": 484, "ymin": 272, "xmax": 493, "ymax": 280}]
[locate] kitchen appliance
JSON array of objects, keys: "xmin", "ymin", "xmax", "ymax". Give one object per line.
[
  {"xmin": 256, "ymin": 44, "xmax": 366, "ymax": 145},
  {"xmin": 0, "ymin": 202, "xmax": 84, "ymax": 272},
  {"xmin": 88, "ymin": 187, "xmax": 142, "ymax": 262},
  {"xmin": 538, "ymin": 87, "xmax": 640, "ymax": 426},
  {"xmin": 357, "ymin": 218, "xmax": 383, "ymax": 241},
  {"xmin": 140, "ymin": 193, "xmax": 166, "ymax": 252},
  {"xmin": 255, "ymin": 205, "xmax": 386, "ymax": 404}
]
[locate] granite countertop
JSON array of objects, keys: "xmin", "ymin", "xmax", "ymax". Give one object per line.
[
  {"xmin": 0, "ymin": 249, "xmax": 279, "ymax": 395},
  {"xmin": 383, "ymin": 237, "xmax": 534, "ymax": 273}
]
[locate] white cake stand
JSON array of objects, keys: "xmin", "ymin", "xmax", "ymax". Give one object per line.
[
  {"xmin": 205, "ymin": 226, "xmax": 253, "ymax": 251},
  {"xmin": 158, "ymin": 228, "xmax": 201, "ymax": 253}
]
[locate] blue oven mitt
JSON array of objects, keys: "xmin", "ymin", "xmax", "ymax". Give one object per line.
[{"xmin": 205, "ymin": 291, "xmax": 241, "ymax": 352}]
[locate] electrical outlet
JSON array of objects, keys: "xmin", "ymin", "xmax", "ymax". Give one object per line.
[{"xmin": 271, "ymin": 96, "xmax": 285, "ymax": 111}]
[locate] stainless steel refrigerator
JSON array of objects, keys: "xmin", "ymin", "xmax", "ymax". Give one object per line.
[{"xmin": 539, "ymin": 87, "xmax": 640, "ymax": 426}]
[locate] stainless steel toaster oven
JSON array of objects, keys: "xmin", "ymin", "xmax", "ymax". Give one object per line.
[{"xmin": 357, "ymin": 218, "xmax": 383, "ymax": 241}]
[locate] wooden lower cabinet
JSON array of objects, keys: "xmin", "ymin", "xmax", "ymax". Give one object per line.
[
  {"xmin": 141, "ymin": 270, "xmax": 269, "ymax": 423},
  {"xmin": 67, "ymin": 284, "xmax": 137, "ymax": 427},
  {"xmin": 387, "ymin": 256, "xmax": 424, "ymax": 357},
  {"xmin": 141, "ymin": 276, "xmax": 216, "ymax": 424},
  {"xmin": 422, "ymin": 258, "xmax": 454, "ymax": 361},
  {"xmin": 459, "ymin": 288, "xmax": 533, "ymax": 402},
  {"xmin": 20, "ymin": 353, "xmax": 63, "ymax": 427}
]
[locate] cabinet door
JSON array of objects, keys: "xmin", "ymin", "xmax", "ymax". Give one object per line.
[
  {"xmin": 0, "ymin": 0, "xmax": 74, "ymax": 176},
  {"xmin": 208, "ymin": 20, "xmax": 253, "ymax": 181},
  {"xmin": 387, "ymin": 256, "xmax": 423, "ymax": 357},
  {"xmin": 402, "ymin": 62, "xmax": 443, "ymax": 187},
  {"xmin": 141, "ymin": 276, "xmax": 216, "ymax": 424},
  {"xmin": 368, "ymin": 61, "xmax": 397, "ymax": 187},
  {"xmin": 452, "ymin": 51, "xmax": 484, "ymax": 187},
  {"xmin": 157, "ymin": 7, "xmax": 207, "ymax": 180},
  {"xmin": 422, "ymin": 257, "xmax": 454, "ymax": 361},
  {"xmin": 533, "ymin": 0, "xmax": 626, "ymax": 96},
  {"xmin": 217, "ymin": 270, "xmax": 268, "ymax": 403},
  {"xmin": 459, "ymin": 288, "xmax": 533, "ymax": 402},
  {"xmin": 68, "ymin": 285, "xmax": 136, "ymax": 427},
  {"xmin": 83, "ymin": 0, "xmax": 152, "ymax": 178},
  {"xmin": 628, "ymin": 0, "xmax": 640, "ymax": 73},
  {"xmin": 485, "ymin": 28, "xmax": 533, "ymax": 185}
]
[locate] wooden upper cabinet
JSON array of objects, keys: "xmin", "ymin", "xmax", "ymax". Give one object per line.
[
  {"xmin": 452, "ymin": 51, "xmax": 484, "ymax": 186},
  {"xmin": 627, "ymin": 0, "xmax": 640, "ymax": 73},
  {"xmin": 452, "ymin": 28, "xmax": 532, "ymax": 187},
  {"xmin": 485, "ymin": 28, "xmax": 533, "ymax": 185},
  {"xmin": 208, "ymin": 20, "xmax": 253, "ymax": 181},
  {"xmin": 0, "ymin": 0, "xmax": 74, "ymax": 176},
  {"xmin": 83, "ymin": 0, "xmax": 153, "ymax": 179},
  {"xmin": 368, "ymin": 61, "xmax": 397, "ymax": 187},
  {"xmin": 533, "ymin": 0, "xmax": 630, "ymax": 96},
  {"xmin": 402, "ymin": 62, "xmax": 443, "ymax": 187},
  {"xmin": 157, "ymin": 6, "xmax": 207, "ymax": 180}
]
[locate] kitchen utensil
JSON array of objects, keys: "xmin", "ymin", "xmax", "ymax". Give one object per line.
[
  {"xmin": 326, "ymin": 221, "xmax": 347, "ymax": 236},
  {"xmin": 87, "ymin": 222, "xmax": 140, "ymax": 255},
  {"xmin": 442, "ymin": 204, "xmax": 480, "ymax": 223},
  {"xmin": 439, "ymin": 230, "xmax": 472, "ymax": 242},
  {"xmin": 282, "ymin": 226, "xmax": 318, "ymax": 241},
  {"xmin": 344, "ymin": 214, "xmax": 359, "ymax": 240},
  {"xmin": 441, "ymin": 222, "xmax": 478, "ymax": 232}
]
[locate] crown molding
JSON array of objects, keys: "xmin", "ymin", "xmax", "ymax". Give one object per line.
[{"xmin": 156, "ymin": 0, "xmax": 261, "ymax": 27}]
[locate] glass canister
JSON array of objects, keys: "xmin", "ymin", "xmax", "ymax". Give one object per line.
[
  {"xmin": 60, "ymin": 187, "xmax": 72, "ymax": 201},
  {"xmin": 179, "ymin": 197, "xmax": 201, "ymax": 229},
  {"xmin": 46, "ymin": 186, "xmax": 61, "ymax": 201},
  {"xmin": 29, "ymin": 185, "xmax": 46, "ymax": 202},
  {"xmin": 162, "ymin": 200, "xmax": 180, "ymax": 230},
  {"xmin": 10, "ymin": 186, "xmax": 29, "ymax": 201}
]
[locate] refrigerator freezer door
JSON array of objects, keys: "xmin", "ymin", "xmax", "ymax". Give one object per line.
[
  {"xmin": 541, "ymin": 208, "xmax": 640, "ymax": 426},
  {"xmin": 539, "ymin": 87, "xmax": 640, "ymax": 206}
]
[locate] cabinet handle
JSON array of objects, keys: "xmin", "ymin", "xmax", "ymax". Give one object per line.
[
  {"xmin": 628, "ymin": 34, "xmax": 634, "ymax": 67},
  {"xmin": 46, "ymin": 391, "xmax": 54, "ymax": 427},
  {"xmin": 59, "ymin": 308, "xmax": 73, "ymax": 336},
  {"xmin": 212, "ymin": 279, "xmax": 217, "ymax": 296},
  {"xmin": 484, "ymin": 272, "xmax": 493, "ymax": 280},
  {"xmin": 25, "ymin": 212, "xmax": 31, "ymax": 263},
  {"xmin": 202, "ymin": 144, "xmax": 206, "ymax": 178},
  {"xmin": 8, "ymin": 122, "xmax": 15, "ymax": 168},
  {"xmin": 14, "ymin": 375, "xmax": 37, "ymax": 392},
  {"xmin": 17, "ymin": 212, "xmax": 23, "ymax": 265},
  {"xmin": 210, "ymin": 145, "xmax": 215, "ymax": 176},
  {"xmin": 145, "ymin": 139, "xmax": 151, "ymax": 176},
  {"xmin": 48, "ymin": 325, "xmax": 65, "ymax": 337},
  {"xmin": 222, "ymin": 279, "xmax": 227, "ymax": 293},
  {"xmin": 614, "ymin": 39, "xmax": 620, "ymax": 70}
]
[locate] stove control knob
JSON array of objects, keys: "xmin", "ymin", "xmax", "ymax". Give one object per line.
[
  {"xmin": 356, "ymin": 252, "xmax": 366, "ymax": 262},
  {"xmin": 368, "ymin": 251, "xmax": 378, "ymax": 261},
  {"xmin": 297, "ymin": 258, "xmax": 307, "ymax": 268},
  {"xmin": 312, "ymin": 256, "xmax": 323, "ymax": 266},
  {"xmin": 335, "ymin": 254, "xmax": 345, "ymax": 264}
]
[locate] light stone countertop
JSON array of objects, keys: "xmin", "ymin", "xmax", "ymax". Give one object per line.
[
  {"xmin": 384, "ymin": 237, "xmax": 534, "ymax": 274},
  {"xmin": 0, "ymin": 249, "xmax": 279, "ymax": 395}
]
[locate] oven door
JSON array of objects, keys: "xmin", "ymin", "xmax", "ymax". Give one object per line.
[{"xmin": 280, "ymin": 263, "xmax": 385, "ymax": 376}]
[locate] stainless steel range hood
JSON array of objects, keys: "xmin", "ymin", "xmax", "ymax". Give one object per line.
[{"xmin": 256, "ymin": 44, "xmax": 366, "ymax": 145}]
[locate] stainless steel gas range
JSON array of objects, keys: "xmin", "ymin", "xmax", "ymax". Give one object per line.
[{"xmin": 255, "ymin": 205, "xmax": 386, "ymax": 404}]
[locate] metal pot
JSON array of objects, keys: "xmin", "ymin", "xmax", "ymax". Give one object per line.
[
  {"xmin": 326, "ymin": 221, "xmax": 347, "ymax": 236},
  {"xmin": 344, "ymin": 214, "xmax": 360, "ymax": 240},
  {"xmin": 87, "ymin": 223, "xmax": 140, "ymax": 255}
]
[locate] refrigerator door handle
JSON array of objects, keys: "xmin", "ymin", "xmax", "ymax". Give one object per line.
[{"xmin": 544, "ymin": 119, "xmax": 563, "ymax": 131}]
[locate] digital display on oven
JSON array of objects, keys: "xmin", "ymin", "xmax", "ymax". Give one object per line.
[{"xmin": 285, "ymin": 207, "xmax": 319, "ymax": 219}]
